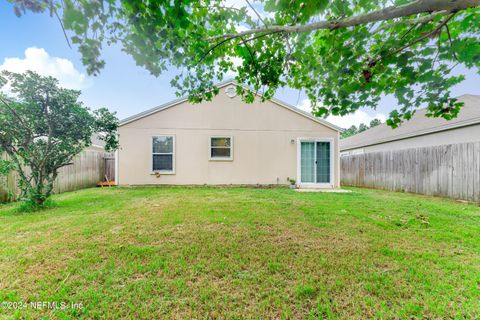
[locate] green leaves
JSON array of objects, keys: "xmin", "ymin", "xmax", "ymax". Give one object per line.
[
  {"xmin": 93, "ymin": 108, "xmax": 119, "ymax": 152},
  {"xmin": 0, "ymin": 71, "xmax": 119, "ymax": 207},
  {"xmin": 63, "ymin": 2, "xmax": 88, "ymax": 34},
  {"xmin": 8, "ymin": 0, "xmax": 480, "ymax": 126},
  {"xmin": 0, "ymin": 159, "xmax": 14, "ymax": 176}
]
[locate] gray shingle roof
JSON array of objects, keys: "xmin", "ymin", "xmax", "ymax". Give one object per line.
[{"xmin": 340, "ymin": 94, "xmax": 480, "ymax": 151}]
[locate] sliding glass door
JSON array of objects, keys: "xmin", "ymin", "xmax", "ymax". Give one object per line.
[
  {"xmin": 300, "ymin": 140, "xmax": 331, "ymax": 185},
  {"xmin": 316, "ymin": 142, "xmax": 330, "ymax": 183},
  {"xmin": 300, "ymin": 142, "xmax": 315, "ymax": 183}
]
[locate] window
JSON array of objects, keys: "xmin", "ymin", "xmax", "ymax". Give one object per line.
[
  {"xmin": 210, "ymin": 136, "xmax": 233, "ymax": 160},
  {"xmin": 152, "ymin": 135, "xmax": 174, "ymax": 172}
]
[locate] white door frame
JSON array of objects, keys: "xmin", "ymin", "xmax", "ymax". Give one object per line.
[{"xmin": 296, "ymin": 137, "xmax": 334, "ymax": 188}]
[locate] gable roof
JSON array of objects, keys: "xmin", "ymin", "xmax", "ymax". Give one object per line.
[
  {"xmin": 119, "ymin": 80, "xmax": 343, "ymax": 132},
  {"xmin": 340, "ymin": 94, "xmax": 480, "ymax": 151}
]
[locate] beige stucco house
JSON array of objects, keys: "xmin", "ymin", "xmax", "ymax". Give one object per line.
[
  {"xmin": 340, "ymin": 94, "xmax": 480, "ymax": 155},
  {"xmin": 116, "ymin": 81, "xmax": 342, "ymax": 188}
]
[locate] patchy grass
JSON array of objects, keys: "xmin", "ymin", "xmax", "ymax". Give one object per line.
[{"xmin": 0, "ymin": 186, "xmax": 479, "ymax": 319}]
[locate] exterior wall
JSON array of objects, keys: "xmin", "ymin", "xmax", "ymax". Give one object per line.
[
  {"xmin": 342, "ymin": 124, "xmax": 480, "ymax": 155},
  {"xmin": 118, "ymin": 93, "xmax": 340, "ymax": 187}
]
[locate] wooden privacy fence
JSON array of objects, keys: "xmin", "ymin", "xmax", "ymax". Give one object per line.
[
  {"xmin": 104, "ymin": 155, "xmax": 115, "ymax": 182},
  {"xmin": 341, "ymin": 142, "xmax": 480, "ymax": 202},
  {"xmin": 0, "ymin": 150, "xmax": 112, "ymax": 203}
]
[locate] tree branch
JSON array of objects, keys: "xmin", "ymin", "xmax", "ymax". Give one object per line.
[
  {"xmin": 369, "ymin": 13, "xmax": 456, "ymax": 66},
  {"xmin": 445, "ymin": 22, "xmax": 459, "ymax": 61},
  {"xmin": 199, "ymin": 30, "xmax": 283, "ymax": 63},
  {"xmin": 0, "ymin": 95, "xmax": 32, "ymax": 136},
  {"xmin": 372, "ymin": 10, "xmax": 449, "ymax": 34},
  {"xmin": 208, "ymin": 0, "xmax": 479, "ymax": 41},
  {"xmin": 246, "ymin": 0, "xmax": 267, "ymax": 27},
  {"xmin": 238, "ymin": 36, "xmax": 261, "ymax": 94},
  {"xmin": 54, "ymin": 8, "xmax": 72, "ymax": 49}
]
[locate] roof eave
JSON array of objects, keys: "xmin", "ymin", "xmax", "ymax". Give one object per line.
[
  {"xmin": 340, "ymin": 117, "xmax": 480, "ymax": 151},
  {"xmin": 119, "ymin": 80, "xmax": 342, "ymax": 132}
]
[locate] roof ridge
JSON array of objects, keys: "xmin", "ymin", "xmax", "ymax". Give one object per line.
[
  {"xmin": 340, "ymin": 95, "xmax": 480, "ymax": 151},
  {"xmin": 119, "ymin": 80, "xmax": 343, "ymax": 131}
]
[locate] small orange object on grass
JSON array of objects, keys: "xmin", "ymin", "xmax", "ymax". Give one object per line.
[
  {"xmin": 97, "ymin": 175, "xmax": 115, "ymax": 187},
  {"xmin": 97, "ymin": 181, "xmax": 116, "ymax": 187}
]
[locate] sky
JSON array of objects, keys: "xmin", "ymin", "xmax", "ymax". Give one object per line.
[{"xmin": 0, "ymin": 2, "xmax": 479, "ymax": 129}]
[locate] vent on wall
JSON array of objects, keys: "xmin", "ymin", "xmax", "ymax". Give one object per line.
[{"xmin": 225, "ymin": 85, "xmax": 237, "ymax": 98}]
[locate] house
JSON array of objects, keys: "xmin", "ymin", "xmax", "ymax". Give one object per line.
[
  {"xmin": 340, "ymin": 94, "xmax": 480, "ymax": 155},
  {"xmin": 116, "ymin": 81, "xmax": 342, "ymax": 188},
  {"xmin": 88, "ymin": 134, "xmax": 107, "ymax": 152}
]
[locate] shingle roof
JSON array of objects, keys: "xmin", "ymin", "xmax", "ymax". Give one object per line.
[{"xmin": 340, "ymin": 94, "xmax": 480, "ymax": 151}]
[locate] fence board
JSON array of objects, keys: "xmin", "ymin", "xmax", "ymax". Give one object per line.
[
  {"xmin": 104, "ymin": 155, "xmax": 115, "ymax": 182},
  {"xmin": 475, "ymin": 142, "xmax": 480, "ymax": 202},
  {"xmin": 341, "ymin": 142, "xmax": 480, "ymax": 202},
  {"xmin": 0, "ymin": 150, "xmax": 112, "ymax": 203}
]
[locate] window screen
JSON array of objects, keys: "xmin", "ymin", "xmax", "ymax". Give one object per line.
[
  {"xmin": 152, "ymin": 136, "xmax": 174, "ymax": 171},
  {"xmin": 210, "ymin": 137, "xmax": 232, "ymax": 159}
]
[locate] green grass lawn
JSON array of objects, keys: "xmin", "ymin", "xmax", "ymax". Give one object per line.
[{"xmin": 0, "ymin": 186, "xmax": 479, "ymax": 319}]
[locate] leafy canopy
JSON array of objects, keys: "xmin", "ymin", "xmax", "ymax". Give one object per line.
[
  {"xmin": 9, "ymin": 0, "xmax": 480, "ymax": 127},
  {"xmin": 0, "ymin": 71, "xmax": 118, "ymax": 207}
]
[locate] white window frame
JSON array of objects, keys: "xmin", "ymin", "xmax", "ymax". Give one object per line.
[
  {"xmin": 209, "ymin": 136, "xmax": 234, "ymax": 161},
  {"xmin": 151, "ymin": 135, "xmax": 175, "ymax": 174},
  {"xmin": 296, "ymin": 137, "xmax": 334, "ymax": 188}
]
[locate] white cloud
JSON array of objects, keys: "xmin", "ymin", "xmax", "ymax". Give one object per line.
[
  {"xmin": 297, "ymin": 98, "xmax": 387, "ymax": 129},
  {"xmin": 0, "ymin": 47, "xmax": 91, "ymax": 90}
]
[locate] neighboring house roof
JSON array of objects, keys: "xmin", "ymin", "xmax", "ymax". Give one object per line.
[
  {"xmin": 340, "ymin": 94, "xmax": 480, "ymax": 151},
  {"xmin": 119, "ymin": 80, "xmax": 343, "ymax": 132},
  {"xmin": 89, "ymin": 134, "xmax": 106, "ymax": 149}
]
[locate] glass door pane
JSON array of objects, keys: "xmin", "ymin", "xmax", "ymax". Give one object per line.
[
  {"xmin": 301, "ymin": 142, "xmax": 315, "ymax": 183},
  {"xmin": 316, "ymin": 141, "xmax": 330, "ymax": 183}
]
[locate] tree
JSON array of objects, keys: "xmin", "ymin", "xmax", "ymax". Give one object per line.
[
  {"xmin": 369, "ymin": 118, "xmax": 382, "ymax": 128},
  {"xmin": 0, "ymin": 71, "xmax": 118, "ymax": 208},
  {"xmin": 340, "ymin": 118, "xmax": 382, "ymax": 138},
  {"xmin": 340, "ymin": 125, "xmax": 358, "ymax": 139},
  {"xmin": 358, "ymin": 123, "xmax": 369, "ymax": 133},
  {"xmin": 8, "ymin": 0, "xmax": 480, "ymax": 127}
]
